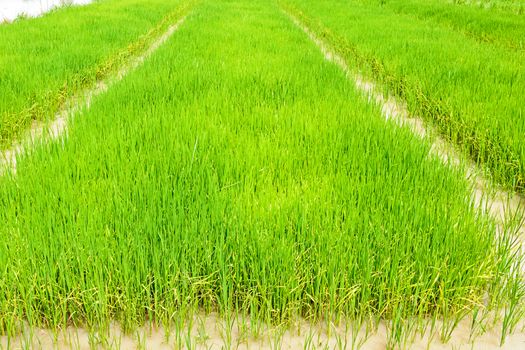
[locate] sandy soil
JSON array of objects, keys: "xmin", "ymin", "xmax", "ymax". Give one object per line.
[
  {"xmin": 0, "ymin": 0, "xmax": 92, "ymax": 22},
  {"xmin": 1, "ymin": 313, "xmax": 524, "ymax": 349}
]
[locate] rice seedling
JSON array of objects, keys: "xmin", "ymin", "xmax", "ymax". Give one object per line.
[
  {"xmin": 363, "ymin": 0, "xmax": 525, "ymax": 51},
  {"xmin": 0, "ymin": 0, "xmax": 522, "ymax": 348},
  {"xmin": 282, "ymin": 0, "xmax": 525, "ymax": 195},
  {"xmin": 0, "ymin": 0, "xmax": 189, "ymax": 149}
]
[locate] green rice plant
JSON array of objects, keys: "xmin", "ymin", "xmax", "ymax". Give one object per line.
[
  {"xmin": 357, "ymin": 0, "xmax": 525, "ymax": 51},
  {"xmin": 283, "ymin": 0, "xmax": 525, "ymax": 194},
  {"xmin": 0, "ymin": 0, "xmax": 190, "ymax": 149},
  {"xmin": 0, "ymin": 0, "xmax": 522, "ymax": 347}
]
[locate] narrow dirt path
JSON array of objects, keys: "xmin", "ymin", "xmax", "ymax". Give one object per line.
[{"xmin": 0, "ymin": 15, "xmax": 188, "ymax": 176}]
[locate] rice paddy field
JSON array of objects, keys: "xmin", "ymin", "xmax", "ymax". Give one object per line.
[{"xmin": 0, "ymin": 0, "xmax": 524, "ymax": 349}]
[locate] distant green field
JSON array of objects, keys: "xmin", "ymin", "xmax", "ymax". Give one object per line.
[
  {"xmin": 0, "ymin": 0, "xmax": 523, "ymax": 348},
  {"xmin": 372, "ymin": 0, "xmax": 525, "ymax": 50}
]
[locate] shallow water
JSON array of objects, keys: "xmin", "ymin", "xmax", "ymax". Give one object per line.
[{"xmin": 0, "ymin": 0, "xmax": 92, "ymax": 22}]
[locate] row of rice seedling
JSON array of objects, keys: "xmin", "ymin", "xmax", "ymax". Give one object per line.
[
  {"xmin": 0, "ymin": 0, "xmax": 189, "ymax": 149},
  {"xmin": 363, "ymin": 0, "xmax": 525, "ymax": 50},
  {"xmin": 282, "ymin": 0, "xmax": 525, "ymax": 194},
  {"xmin": 0, "ymin": 0, "xmax": 521, "ymax": 346}
]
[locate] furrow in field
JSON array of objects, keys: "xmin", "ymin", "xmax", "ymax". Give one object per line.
[
  {"xmin": 0, "ymin": 15, "xmax": 189, "ymax": 176},
  {"xmin": 282, "ymin": 7, "xmax": 525, "ymax": 251}
]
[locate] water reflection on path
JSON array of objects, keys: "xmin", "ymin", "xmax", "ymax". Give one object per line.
[{"xmin": 0, "ymin": 0, "xmax": 92, "ymax": 22}]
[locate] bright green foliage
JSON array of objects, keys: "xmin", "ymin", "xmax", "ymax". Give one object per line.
[
  {"xmin": 283, "ymin": 0, "xmax": 525, "ymax": 193},
  {"xmin": 0, "ymin": 0, "xmax": 186, "ymax": 148},
  {"xmin": 365, "ymin": 0, "xmax": 525, "ymax": 50},
  {"xmin": 0, "ymin": 0, "xmax": 519, "ymax": 342}
]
